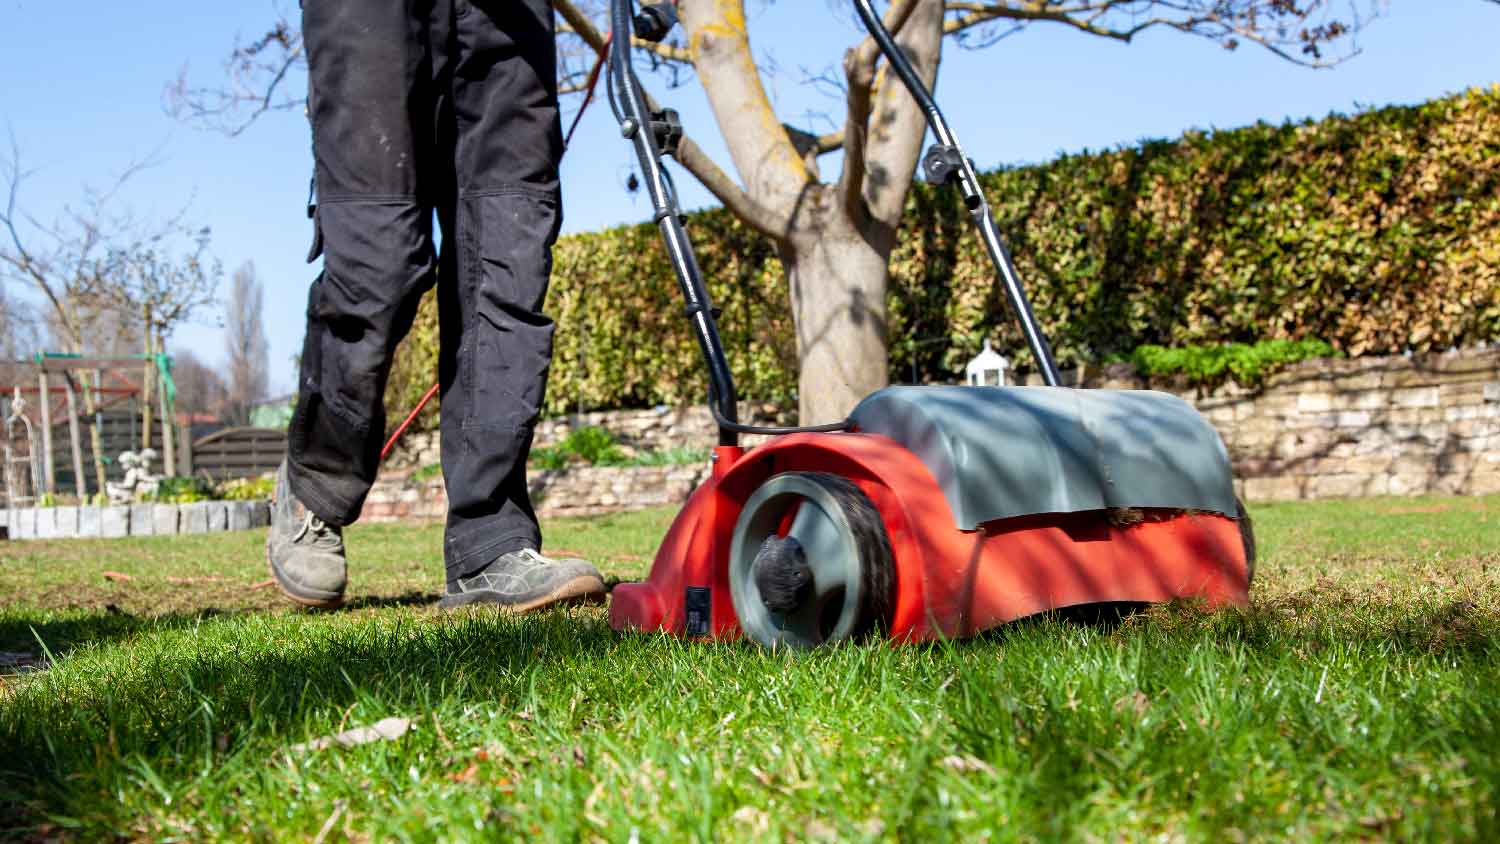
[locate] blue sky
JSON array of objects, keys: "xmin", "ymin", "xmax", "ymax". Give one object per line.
[{"xmin": 1, "ymin": 2, "xmax": 1496, "ymax": 394}]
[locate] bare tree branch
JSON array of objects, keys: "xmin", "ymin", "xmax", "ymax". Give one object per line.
[
  {"xmin": 675, "ymin": 136, "xmax": 788, "ymax": 238},
  {"xmin": 165, "ymin": 15, "xmax": 305, "ymax": 136},
  {"xmin": 942, "ymin": 1, "xmax": 1377, "ymax": 68},
  {"xmin": 679, "ymin": 0, "xmax": 812, "ymax": 219},
  {"xmin": 837, "ymin": 0, "xmax": 922, "ymax": 225}
]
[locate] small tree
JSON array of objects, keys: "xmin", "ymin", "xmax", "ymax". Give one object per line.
[
  {"xmin": 172, "ymin": 347, "xmax": 231, "ymax": 423},
  {"xmin": 224, "ymin": 262, "xmax": 270, "ymax": 425},
  {"xmin": 3, "ymin": 138, "xmax": 219, "ymax": 487}
]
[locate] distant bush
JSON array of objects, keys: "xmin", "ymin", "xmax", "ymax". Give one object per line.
[
  {"xmin": 153, "ymin": 477, "xmax": 216, "ymax": 504},
  {"xmin": 1125, "ymin": 339, "xmax": 1340, "ymax": 389},
  {"xmin": 218, "ymin": 475, "xmax": 275, "ymax": 501}
]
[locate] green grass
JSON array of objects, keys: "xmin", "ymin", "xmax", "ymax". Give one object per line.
[{"xmin": 2, "ymin": 496, "xmax": 1498, "ymax": 842}]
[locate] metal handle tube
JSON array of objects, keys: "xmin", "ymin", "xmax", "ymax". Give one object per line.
[
  {"xmin": 610, "ymin": 0, "xmax": 741, "ymax": 443},
  {"xmin": 851, "ymin": 0, "xmax": 1062, "ymax": 387}
]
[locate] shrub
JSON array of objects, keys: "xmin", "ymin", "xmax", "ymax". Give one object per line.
[
  {"xmin": 386, "ymin": 87, "xmax": 1500, "ymax": 428},
  {"xmin": 217, "ymin": 475, "xmax": 275, "ymax": 501},
  {"xmin": 1125, "ymin": 339, "xmax": 1340, "ymax": 389},
  {"xmin": 153, "ymin": 477, "xmax": 216, "ymax": 504}
]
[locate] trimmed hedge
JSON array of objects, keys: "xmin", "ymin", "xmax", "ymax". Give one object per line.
[{"xmin": 386, "ymin": 86, "xmax": 1500, "ymax": 429}]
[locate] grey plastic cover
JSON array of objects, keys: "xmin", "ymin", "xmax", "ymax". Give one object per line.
[{"xmin": 848, "ymin": 386, "xmax": 1237, "ymax": 530}]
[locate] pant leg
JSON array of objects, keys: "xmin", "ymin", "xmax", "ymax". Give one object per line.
[
  {"xmin": 288, "ymin": 0, "xmax": 439, "ymax": 525},
  {"xmin": 438, "ymin": 0, "xmax": 564, "ymax": 581}
]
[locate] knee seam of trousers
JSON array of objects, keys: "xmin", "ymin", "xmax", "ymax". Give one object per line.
[
  {"xmin": 317, "ymin": 193, "xmax": 422, "ymax": 204},
  {"xmin": 457, "ymin": 185, "xmax": 558, "ymax": 201}
]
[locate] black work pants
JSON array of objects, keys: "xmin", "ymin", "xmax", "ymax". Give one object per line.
[{"xmin": 288, "ymin": 0, "xmax": 563, "ymax": 584}]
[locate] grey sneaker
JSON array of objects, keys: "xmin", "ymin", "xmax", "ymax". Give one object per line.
[
  {"xmin": 440, "ymin": 548, "xmax": 606, "ymax": 611},
  {"xmin": 267, "ymin": 461, "xmax": 348, "ymax": 609}
]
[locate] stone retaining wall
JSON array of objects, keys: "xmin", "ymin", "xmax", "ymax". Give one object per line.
[
  {"xmin": 362, "ymin": 348, "xmax": 1500, "ymax": 521},
  {"xmin": 1041, "ymin": 348, "xmax": 1500, "ymax": 501},
  {"xmin": 3, "ymin": 500, "xmax": 271, "ymax": 541},
  {"xmin": 360, "ymin": 464, "xmax": 712, "ymax": 523},
  {"xmin": 383, "ymin": 402, "xmax": 792, "ymax": 470}
]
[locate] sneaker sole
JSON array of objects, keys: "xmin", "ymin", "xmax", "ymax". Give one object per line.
[
  {"xmin": 438, "ymin": 574, "xmax": 608, "ymax": 613},
  {"xmin": 267, "ymin": 547, "xmax": 346, "ymax": 610}
]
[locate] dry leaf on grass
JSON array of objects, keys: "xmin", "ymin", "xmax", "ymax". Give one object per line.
[
  {"xmin": 1114, "ymin": 690, "xmax": 1151, "ymax": 717},
  {"xmin": 290, "ymin": 717, "xmax": 412, "ymax": 752},
  {"xmin": 940, "ymin": 754, "xmax": 998, "ymax": 776},
  {"xmin": 101, "ymin": 571, "xmax": 133, "ymax": 582}
]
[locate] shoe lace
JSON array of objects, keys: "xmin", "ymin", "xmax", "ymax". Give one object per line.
[{"xmin": 293, "ymin": 512, "xmax": 343, "ymax": 551}]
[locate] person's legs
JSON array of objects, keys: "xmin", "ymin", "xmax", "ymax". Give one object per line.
[
  {"xmin": 288, "ymin": 0, "xmax": 438, "ymax": 523},
  {"xmin": 438, "ymin": 0, "xmax": 562, "ymax": 582},
  {"xmin": 433, "ymin": 0, "xmax": 604, "ymax": 607},
  {"xmin": 272, "ymin": 0, "xmax": 438, "ymax": 607}
]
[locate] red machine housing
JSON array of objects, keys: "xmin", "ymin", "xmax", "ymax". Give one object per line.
[{"xmin": 609, "ymin": 433, "xmax": 1250, "ymax": 642}]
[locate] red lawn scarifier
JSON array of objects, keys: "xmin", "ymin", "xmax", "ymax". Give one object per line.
[{"xmin": 604, "ymin": 0, "xmax": 1252, "ymax": 647}]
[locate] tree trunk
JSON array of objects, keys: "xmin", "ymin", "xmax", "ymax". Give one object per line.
[{"xmin": 783, "ymin": 201, "xmax": 893, "ymax": 424}]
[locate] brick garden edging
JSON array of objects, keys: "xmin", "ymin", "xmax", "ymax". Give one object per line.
[{"xmin": 2, "ymin": 500, "xmax": 271, "ymax": 542}]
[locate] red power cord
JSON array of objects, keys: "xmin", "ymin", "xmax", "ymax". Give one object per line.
[{"xmin": 378, "ymin": 33, "xmax": 613, "ymax": 463}]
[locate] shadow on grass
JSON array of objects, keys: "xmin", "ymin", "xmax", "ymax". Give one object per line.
[
  {"xmin": 0, "ymin": 607, "xmax": 618, "ymax": 835},
  {"xmin": 956, "ymin": 595, "xmax": 1499, "ymax": 659},
  {"xmin": 0, "ymin": 590, "xmax": 443, "ymax": 658}
]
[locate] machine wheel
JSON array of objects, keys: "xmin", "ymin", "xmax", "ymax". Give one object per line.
[
  {"xmin": 1237, "ymin": 498, "xmax": 1257, "ymax": 585},
  {"xmin": 729, "ymin": 472, "xmax": 895, "ymax": 648}
]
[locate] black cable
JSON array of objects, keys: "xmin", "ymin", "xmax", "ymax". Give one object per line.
[{"xmin": 708, "ymin": 402, "xmax": 852, "ymax": 435}]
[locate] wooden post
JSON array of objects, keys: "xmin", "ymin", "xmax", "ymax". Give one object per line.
[
  {"xmin": 141, "ymin": 307, "xmax": 154, "ymax": 451},
  {"xmin": 178, "ymin": 421, "xmax": 193, "ymax": 477},
  {"xmin": 158, "ymin": 363, "xmax": 177, "ymax": 477},
  {"xmin": 88, "ymin": 369, "xmax": 107, "ymax": 495},
  {"xmin": 63, "ymin": 374, "xmax": 87, "ymax": 501},
  {"xmin": 37, "ymin": 372, "xmax": 55, "ymax": 494}
]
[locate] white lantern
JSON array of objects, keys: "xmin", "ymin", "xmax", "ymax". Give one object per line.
[{"xmin": 965, "ymin": 339, "xmax": 1009, "ymax": 387}]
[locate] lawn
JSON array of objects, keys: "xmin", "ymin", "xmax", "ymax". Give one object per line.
[{"xmin": 1, "ymin": 496, "xmax": 1497, "ymax": 842}]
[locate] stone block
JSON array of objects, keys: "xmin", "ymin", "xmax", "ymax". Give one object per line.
[
  {"xmin": 14, "ymin": 508, "xmax": 35, "ymax": 540},
  {"xmin": 1388, "ymin": 472, "xmax": 1433, "ymax": 496},
  {"xmin": 34, "ymin": 507, "xmax": 56, "ymax": 540},
  {"xmin": 1393, "ymin": 387, "xmax": 1440, "ymax": 409},
  {"xmin": 1439, "ymin": 382, "xmax": 1485, "ymax": 405},
  {"xmin": 1334, "ymin": 411, "xmax": 1371, "ymax": 428},
  {"xmin": 207, "ymin": 502, "xmax": 228, "ymax": 533},
  {"xmin": 152, "ymin": 504, "xmax": 179, "ymax": 536},
  {"xmin": 78, "ymin": 506, "xmax": 101, "ymax": 538},
  {"xmin": 1241, "ymin": 475, "xmax": 1304, "ymax": 503},
  {"xmin": 1485, "ymin": 382, "xmax": 1500, "ymax": 403},
  {"xmin": 1350, "ymin": 390, "xmax": 1391, "ymax": 411},
  {"xmin": 180, "ymin": 502, "xmax": 209, "ymax": 534},
  {"xmin": 1310, "ymin": 474, "xmax": 1373, "ymax": 499},
  {"xmin": 53, "ymin": 506, "xmax": 79, "ymax": 538},
  {"xmin": 1445, "ymin": 404, "xmax": 1485, "ymax": 422},
  {"xmin": 1296, "ymin": 392, "xmax": 1334, "ymax": 413},
  {"xmin": 1344, "ymin": 454, "xmax": 1395, "ymax": 474},
  {"xmin": 1467, "ymin": 471, "xmax": 1500, "ymax": 496},
  {"xmin": 228, "ymin": 501, "xmax": 253, "ymax": 531},
  {"xmin": 100, "ymin": 506, "xmax": 130, "ymax": 539},
  {"xmin": 250, "ymin": 501, "xmax": 271, "ymax": 529},
  {"xmin": 129, "ymin": 504, "xmax": 155, "ymax": 537}
]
